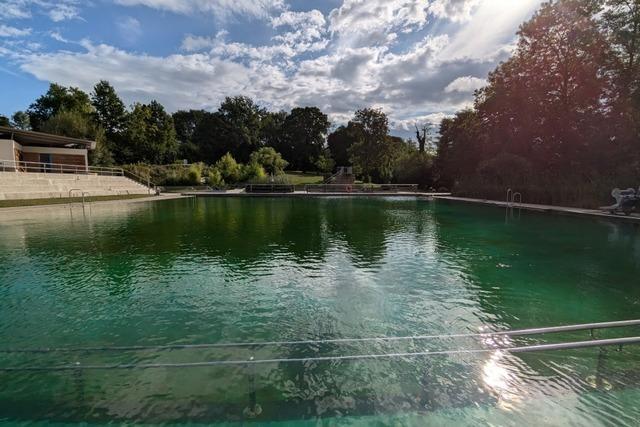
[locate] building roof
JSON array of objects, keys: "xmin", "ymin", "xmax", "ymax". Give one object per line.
[{"xmin": 0, "ymin": 126, "xmax": 96, "ymax": 150}]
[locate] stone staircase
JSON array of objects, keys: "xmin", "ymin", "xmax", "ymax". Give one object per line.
[{"xmin": 0, "ymin": 172, "xmax": 152, "ymax": 200}]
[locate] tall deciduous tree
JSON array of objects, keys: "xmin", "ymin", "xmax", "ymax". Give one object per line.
[
  {"xmin": 91, "ymin": 80, "xmax": 127, "ymax": 163},
  {"xmin": 328, "ymin": 123, "xmax": 361, "ymax": 167},
  {"xmin": 27, "ymin": 83, "xmax": 93, "ymax": 130},
  {"xmin": 280, "ymin": 107, "xmax": 330, "ymax": 171},
  {"xmin": 348, "ymin": 108, "xmax": 389, "ymax": 182},
  {"xmin": 125, "ymin": 101, "xmax": 178, "ymax": 164},
  {"xmin": 217, "ymin": 96, "xmax": 265, "ymax": 162},
  {"xmin": 173, "ymin": 109, "xmax": 208, "ymax": 162}
]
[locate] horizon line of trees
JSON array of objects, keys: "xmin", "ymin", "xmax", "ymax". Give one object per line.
[{"xmin": 0, "ymin": 82, "xmax": 435, "ymax": 187}]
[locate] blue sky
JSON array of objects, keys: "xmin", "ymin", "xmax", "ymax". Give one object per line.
[{"xmin": 0, "ymin": 0, "xmax": 543, "ymax": 132}]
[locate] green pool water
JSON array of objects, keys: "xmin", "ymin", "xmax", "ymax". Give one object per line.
[{"xmin": 0, "ymin": 197, "xmax": 639, "ymax": 425}]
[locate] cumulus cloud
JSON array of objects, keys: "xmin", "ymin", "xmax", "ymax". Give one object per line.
[
  {"xmin": 6, "ymin": 0, "xmax": 546, "ymax": 132},
  {"xmin": 0, "ymin": 1, "xmax": 80, "ymax": 22},
  {"xmin": 429, "ymin": 0, "xmax": 480, "ymax": 22},
  {"xmin": 329, "ymin": 0, "xmax": 430, "ymax": 47},
  {"xmin": 444, "ymin": 76, "xmax": 486, "ymax": 93},
  {"xmin": 114, "ymin": 0, "xmax": 286, "ymax": 20},
  {"xmin": 0, "ymin": 25, "xmax": 31, "ymax": 37}
]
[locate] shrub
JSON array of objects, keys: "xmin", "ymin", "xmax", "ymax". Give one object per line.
[
  {"xmin": 249, "ymin": 147, "xmax": 288, "ymax": 175},
  {"xmin": 242, "ymin": 161, "xmax": 267, "ymax": 182},
  {"xmin": 215, "ymin": 153, "xmax": 242, "ymax": 183},
  {"xmin": 207, "ymin": 168, "xmax": 224, "ymax": 187},
  {"xmin": 186, "ymin": 165, "xmax": 202, "ymax": 185}
]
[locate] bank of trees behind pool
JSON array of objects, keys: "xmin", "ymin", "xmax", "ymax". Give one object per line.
[{"xmin": 2, "ymin": 0, "xmax": 638, "ymax": 204}]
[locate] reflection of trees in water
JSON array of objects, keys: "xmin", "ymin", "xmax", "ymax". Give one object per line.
[{"xmin": 323, "ymin": 198, "xmax": 397, "ymax": 267}]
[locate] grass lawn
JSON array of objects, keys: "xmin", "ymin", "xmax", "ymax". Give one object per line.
[
  {"xmin": 284, "ymin": 172, "xmax": 325, "ymax": 185},
  {"xmin": 0, "ymin": 194, "xmax": 152, "ymax": 209}
]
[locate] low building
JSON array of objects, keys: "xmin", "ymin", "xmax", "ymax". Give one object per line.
[{"xmin": 0, "ymin": 126, "xmax": 96, "ymax": 173}]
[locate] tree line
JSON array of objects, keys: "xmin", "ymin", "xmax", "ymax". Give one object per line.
[
  {"xmin": 1, "ymin": 82, "xmax": 433, "ymax": 187},
  {"xmin": 437, "ymin": 0, "xmax": 640, "ymax": 206}
]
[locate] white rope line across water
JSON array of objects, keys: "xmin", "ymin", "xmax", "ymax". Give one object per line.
[
  {"xmin": 1, "ymin": 336, "xmax": 639, "ymax": 373},
  {"xmin": 2, "ymin": 319, "xmax": 639, "ymax": 354}
]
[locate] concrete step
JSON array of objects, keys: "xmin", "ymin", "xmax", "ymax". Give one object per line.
[{"xmin": 0, "ymin": 173, "xmax": 151, "ymax": 200}]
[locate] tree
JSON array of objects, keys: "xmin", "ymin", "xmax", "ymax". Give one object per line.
[
  {"xmin": 475, "ymin": 0, "xmax": 613, "ymax": 173},
  {"xmin": 603, "ymin": 0, "xmax": 640, "ymax": 75},
  {"xmin": 191, "ymin": 112, "xmax": 227, "ymax": 164},
  {"xmin": 124, "ymin": 101, "xmax": 178, "ymax": 164},
  {"xmin": 436, "ymin": 109, "xmax": 483, "ymax": 189},
  {"xmin": 27, "ymin": 83, "xmax": 93, "ymax": 130},
  {"xmin": 0, "ymin": 116, "xmax": 9, "ymax": 127},
  {"xmin": 11, "ymin": 111, "xmax": 30, "ymax": 130},
  {"xmin": 217, "ymin": 96, "xmax": 265, "ymax": 162},
  {"xmin": 348, "ymin": 108, "xmax": 389, "ymax": 182},
  {"xmin": 260, "ymin": 111, "xmax": 287, "ymax": 151},
  {"xmin": 173, "ymin": 109, "xmax": 208, "ymax": 162},
  {"xmin": 91, "ymin": 81, "xmax": 127, "ymax": 162},
  {"xmin": 249, "ymin": 147, "xmax": 288, "ymax": 175},
  {"xmin": 328, "ymin": 123, "xmax": 361, "ymax": 167},
  {"xmin": 415, "ymin": 123, "xmax": 434, "ymax": 153},
  {"xmin": 280, "ymin": 107, "xmax": 330, "ymax": 171}
]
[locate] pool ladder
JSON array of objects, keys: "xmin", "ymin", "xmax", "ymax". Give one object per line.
[{"xmin": 506, "ymin": 188, "xmax": 523, "ymax": 220}]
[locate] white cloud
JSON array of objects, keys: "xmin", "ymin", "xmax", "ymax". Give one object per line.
[
  {"xmin": 0, "ymin": 25, "xmax": 31, "ymax": 37},
  {"xmin": 114, "ymin": 0, "xmax": 286, "ymax": 20},
  {"xmin": 444, "ymin": 76, "xmax": 485, "ymax": 93},
  {"xmin": 182, "ymin": 10, "xmax": 329, "ymax": 61},
  {"xmin": 329, "ymin": 0, "xmax": 430, "ymax": 47},
  {"xmin": 117, "ymin": 16, "xmax": 142, "ymax": 44},
  {"xmin": 429, "ymin": 0, "xmax": 480, "ymax": 22},
  {"xmin": 49, "ymin": 31, "xmax": 70, "ymax": 43},
  {"xmin": 0, "ymin": 1, "xmax": 80, "ymax": 22},
  {"xmin": 8, "ymin": 0, "xmax": 546, "ymax": 132},
  {"xmin": 48, "ymin": 3, "xmax": 80, "ymax": 22}
]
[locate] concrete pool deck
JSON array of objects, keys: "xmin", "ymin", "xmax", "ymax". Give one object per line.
[
  {"xmin": 0, "ymin": 193, "xmax": 188, "ymax": 215},
  {"xmin": 435, "ymin": 196, "xmax": 640, "ymax": 223}
]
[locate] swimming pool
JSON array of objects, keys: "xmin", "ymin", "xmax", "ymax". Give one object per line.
[{"xmin": 1, "ymin": 197, "xmax": 639, "ymax": 425}]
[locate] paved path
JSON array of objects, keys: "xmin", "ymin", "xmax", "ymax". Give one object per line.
[{"xmin": 435, "ymin": 196, "xmax": 640, "ymax": 223}]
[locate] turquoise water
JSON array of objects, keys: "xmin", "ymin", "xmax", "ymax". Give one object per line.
[{"xmin": 0, "ymin": 197, "xmax": 639, "ymax": 425}]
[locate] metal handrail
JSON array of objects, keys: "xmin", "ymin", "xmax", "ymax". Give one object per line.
[
  {"xmin": 306, "ymin": 184, "xmax": 419, "ymax": 193},
  {"xmin": 0, "ymin": 159, "xmax": 123, "ymax": 176},
  {"xmin": 5, "ymin": 319, "xmax": 638, "ymax": 354},
  {"xmin": 1, "ymin": 336, "xmax": 639, "ymax": 372},
  {"xmin": 122, "ymin": 168, "xmax": 157, "ymax": 194}
]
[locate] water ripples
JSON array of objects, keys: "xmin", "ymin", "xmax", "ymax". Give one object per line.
[{"xmin": 1, "ymin": 198, "xmax": 640, "ymax": 424}]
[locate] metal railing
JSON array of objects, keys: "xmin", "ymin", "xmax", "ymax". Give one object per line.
[
  {"xmin": 1, "ymin": 159, "xmax": 123, "ymax": 176},
  {"xmin": 306, "ymin": 184, "xmax": 419, "ymax": 193},
  {"xmin": 246, "ymin": 184, "xmax": 295, "ymax": 193},
  {"xmin": 0, "ymin": 319, "xmax": 638, "ymax": 370}
]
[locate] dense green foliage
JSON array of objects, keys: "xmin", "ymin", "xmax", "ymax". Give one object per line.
[{"xmin": 438, "ymin": 0, "xmax": 640, "ymax": 206}]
